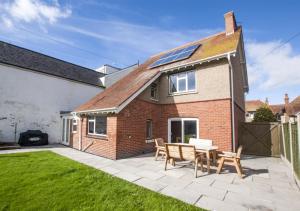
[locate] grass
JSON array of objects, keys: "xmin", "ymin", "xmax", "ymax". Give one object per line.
[{"xmin": 0, "ymin": 151, "xmax": 203, "ymax": 211}]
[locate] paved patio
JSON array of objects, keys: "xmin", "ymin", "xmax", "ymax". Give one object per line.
[{"xmin": 1, "ymin": 145, "xmax": 299, "ymax": 211}]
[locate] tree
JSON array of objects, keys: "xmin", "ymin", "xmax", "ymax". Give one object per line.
[{"xmin": 253, "ymin": 106, "xmax": 277, "ymax": 122}]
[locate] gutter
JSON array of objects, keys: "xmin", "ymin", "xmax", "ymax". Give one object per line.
[
  {"xmin": 160, "ymin": 51, "xmax": 236, "ymax": 73},
  {"xmin": 72, "ymin": 107, "xmax": 118, "ymax": 115},
  {"xmin": 227, "ymin": 53, "xmax": 236, "ymax": 152}
]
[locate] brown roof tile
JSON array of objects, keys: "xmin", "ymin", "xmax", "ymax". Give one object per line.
[
  {"xmin": 269, "ymin": 104, "xmax": 284, "ymax": 114},
  {"xmin": 245, "ymin": 100, "xmax": 265, "ymax": 112},
  {"xmin": 75, "ymin": 28, "xmax": 242, "ymax": 112},
  {"xmin": 290, "ymin": 96, "xmax": 300, "ymax": 114}
]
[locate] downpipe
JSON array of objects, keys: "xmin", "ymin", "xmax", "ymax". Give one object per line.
[{"xmin": 227, "ymin": 53, "xmax": 236, "ymax": 152}]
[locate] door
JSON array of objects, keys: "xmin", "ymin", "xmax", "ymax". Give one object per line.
[
  {"xmin": 168, "ymin": 118, "xmax": 199, "ymax": 143},
  {"xmin": 62, "ymin": 117, "xmax": 72, "ymax": 145}
]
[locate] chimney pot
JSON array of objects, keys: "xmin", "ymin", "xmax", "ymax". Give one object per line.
[{"xmin": 224, "ymin": 11, "xmax": 237, "ymax": 36}]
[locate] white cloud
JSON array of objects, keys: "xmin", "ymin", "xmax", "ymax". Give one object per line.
[
  {"xmin": 1, "ymin": 0, "xmax": 71, "ymax": 27},
  {"xmin": 60, "ymin": 18, "xmax": 220, "ymax": 55},
  {"xmin": 1, "ymin": 15, "xmax": 14, "ymax": 29},
  {"xmin": 246, "ymin": 41, "xmax": 300, "ymax": 90}
]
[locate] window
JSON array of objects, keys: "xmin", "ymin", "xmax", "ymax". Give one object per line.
[
  {"xmin": 169, "ymin": 71, "xmax": 196, "ymax": 94},
  {"xmin": 146, "ymin": 119, "xmax": 153, "ymax": 139},
  {"xmin": 72, "ymin": 119, "xmax": 77, "ymax": 133},
  {"xmin": 168, "ymin": 118, "xmax": 198, "ymax": 144},
  {"xmin": 150, "ymin": 83, "xmax": 158, "ymax": 100},
  {"xmin": 88, "ymin": 116, "xmax": 107, "ymax": 136}
]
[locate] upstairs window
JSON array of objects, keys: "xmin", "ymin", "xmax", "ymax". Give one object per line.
[
  {"xmin": 88, "ymin": 116, "xmax": 107, "ymax": 136},
  {"xmin": 169, "ymin": 71, "xmax": 196, "ymax": 94},
  {"xmin": 146, "ymin": 119, "xmax": 153, "ymax": 139},
  {"xmin": 150, "ymin": 83, "xmax": 158, "ymax": 100}
]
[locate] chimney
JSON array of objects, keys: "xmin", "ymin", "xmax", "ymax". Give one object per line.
[
  {"xmin": 224, "ymin": 11, "xmax": 237, "ymax": 36},
  {"xmin": 265, "ymin": 97, "xmax": 269, "ymax": 105},
  {"xmin": 284, "ymin": 93, "xmax": 289, "ymax": 105}
]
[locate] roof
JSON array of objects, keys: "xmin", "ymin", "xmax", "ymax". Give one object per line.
[
  {"xmin": 0, "ymin": 41, "xmax": 105, "ymax": 87},
  {"xmin": 290, "ymin": 96, "xmax": 300, "ymax": 114},
  {"xmin": 269, "ymin": 104, "xmax": 284, "ymax": 114},
  {"xmin": 245, "ymin": 100, "xmax": 265, "ymax": 112},
  {"xmin": 75, "ymin": 27, "xmax": 243, "ymax": 113}
]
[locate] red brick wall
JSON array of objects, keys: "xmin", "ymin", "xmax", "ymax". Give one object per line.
[
  {"xmin": 115, "ymin": 98, "xmax": 233, "ymax": 158},
  {"xmin": 70, "ymin": 115, "xmax": 118, "ymax": 160},
  {"xmin": 116, "ymin": 99, "xmax": 162, "ymax": 159},
  {"xmin": 70, "ymin": 98, "xmax": 234, "ymax": 159},
  {"xmin": 160, "ymin": 99, "xmax": 233, "ymax": 151}
]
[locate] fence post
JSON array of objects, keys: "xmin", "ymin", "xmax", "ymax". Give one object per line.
[
  {"xmin": 289, "ymin": 120, "xmax": 294, "ymax": 171},
  {"xmin": 281, "ymin": 116, "xmax": 288, "ymax": 160},
  {"xmin": 297, "ymin": 112, "xmax": 300, "ymax": 151},
  {"xmin": 281, "ymin": 123, "xmax": 286, "ymax": 160}
]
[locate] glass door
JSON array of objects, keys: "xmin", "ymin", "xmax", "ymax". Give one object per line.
[
  {"xmin": 170, "ymin": 120, "xmax": 182, "ymax": 143},
  {"xmin": 62, "ymin": 117, "xmax": 71, "ymax": 145},
  {"xmin": 168, "ymin": 118, "xmax": 198, "ymax": 143}
]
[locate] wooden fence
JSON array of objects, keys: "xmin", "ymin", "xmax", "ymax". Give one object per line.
[
  {"xmin": 238, "ymin": 116, "xmax": 299, "ymax": 185},
  {"xmin": 238, "ymin": 122, "xmax": 281, "ymax": 157},
  {"xmin": 280, "ymin": 121, "xmax": 299, "ymax": 184}
]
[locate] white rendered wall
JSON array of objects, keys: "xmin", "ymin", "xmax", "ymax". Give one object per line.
[
  {"xmin": 103, "ymin": 64, "xmax": 138, "ymax": 88},
  {"xmin": 0, "ymin": 64, "xmax": 103, "ymax": 143}
]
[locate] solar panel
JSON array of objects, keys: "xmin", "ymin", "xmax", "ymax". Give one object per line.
[{"xmin": 150, "ymin": 44, "xmax": 200, "ymax": 68}]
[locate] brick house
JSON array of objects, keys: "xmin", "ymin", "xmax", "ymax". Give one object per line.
[
  {"xmin": 245, "ymin": 100, "xmax": 266, "ymax": 122},
  {"xmin": 70, "ymin": 11, "xmax": 249, "ymax": 160}
]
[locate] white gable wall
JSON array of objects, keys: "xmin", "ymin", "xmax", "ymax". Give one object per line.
[
  {"xmin": 103, "ymin": 64, "xmax": 138, "ymax": 88},
  {"xmin": 0, "ymin": 64, "xmax": 103, "ymax": 143}
]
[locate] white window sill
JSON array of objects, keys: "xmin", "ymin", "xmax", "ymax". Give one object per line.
[
  {"xmin": 145, "ymin": 139, "xmax": 155, "ymax": 143},
  {"xmin": 150, "ymin": 97, "xmax": 159, "ymax": 102},
  {"xmin": 168, "ymin": 91, "xmax": 197, "ymax": 96},
  {"xmin": 88, "ymin": 133, "xmax": 107, "ymax": 137}
]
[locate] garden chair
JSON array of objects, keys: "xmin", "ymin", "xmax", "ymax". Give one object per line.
[
  {"xmin": 216, "ymin": 145, "xmax": 243, "ymax": 178},
  {"xmin": 154, "ymin": 138, "xmax": 166, "ymax": 160},
  {"xmin": 164, "ymin": 144, "xmax": 204, "ymax": 178}
]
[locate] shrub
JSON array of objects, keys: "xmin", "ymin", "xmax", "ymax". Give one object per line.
[{"xmin": 253, "ymin": 106, "xmax": 277, "ymax": 122}]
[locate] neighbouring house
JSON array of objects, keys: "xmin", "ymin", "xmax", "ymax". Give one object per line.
[
  {"xmin": 270, "ymin": 94, "xmax": 300, "ymax": 122},
  {"xmin": 245, "ymin": 100, "xmax": 266, "ymax": 122},
  {"xmin": 98, "ymin": 64, "xmax": 138, "ymax": 88},
  {"xmin": 246, "ymin": 94, "xmax": 300, "ymax": 122},
  {"xmin": 0, "ymin": 41, "xmax": 106, "ymax": 143},
  {"xmin": 70, "ymin": 11, "xmax": 249, "ymax": 160}
]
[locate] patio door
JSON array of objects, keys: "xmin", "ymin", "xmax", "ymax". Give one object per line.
[
  {"xmin": 168, "ymin": 118, "xmax": 199, "ymax": 143},
  {"xmin": 62, "ymin": 117, "xmax": 72, "ymax": 146}
]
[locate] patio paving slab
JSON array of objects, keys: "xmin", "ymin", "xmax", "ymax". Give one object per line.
[
  {"xmin": 114, "ymin": 171, "xmax": 141, "ymax": 182},
  {"xmin": 184, "ymin": 182, "xmax": 228, "ymax": 201},
  {"xmin": 196, "ymin": 195, "xmax": 248, "ymax": 211},
  {"xmin": 1, "ymin": 145, "xmax": 299, "ymax": 211},
  {"xmin": 134, "ymin": 178, "xmax": 167, "ymax": 192},
  {"xmin": 224, "ymin": 191, "xmax": 275, "ymax": 210},
  {"xmin": 159, "ymin": 185, "xmax": 202, "ymax": 205}
]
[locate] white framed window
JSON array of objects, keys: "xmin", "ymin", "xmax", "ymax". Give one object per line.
[
  {"xmin": 150, "ymin": 83, "xmax": 158, "ymax": 100},
  {"xmin": 169, "ymin": 71, "xmax": 196, "ymax": 94},
  {"xmin": 88, "ymin": 116, "xmax": 107, "ymax": 136},
  {"xmin": 72, "ymin": 119, "xmax": 78, "ymax": 133},
  {"xmin": 146, "ymin": 119, "xmax": 153, "ymax": 139}
]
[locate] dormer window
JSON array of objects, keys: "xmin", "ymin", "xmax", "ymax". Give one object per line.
[
  {"xmin": 169, "ymin": 71, "xmax": 196, "ymax": 94},
  {"xmin": 150, "ymin": 83, "xmax": 158, "ymax": 100}
]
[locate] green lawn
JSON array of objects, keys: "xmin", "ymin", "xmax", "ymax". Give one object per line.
[{"xmin": 0, "ymin": 151, "xmax": 203, "ymax": 211}]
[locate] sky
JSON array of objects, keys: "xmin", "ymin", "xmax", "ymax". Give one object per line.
[{"xmin": 0, "ymin": 0, "xmax": 299, "ymax": 104}]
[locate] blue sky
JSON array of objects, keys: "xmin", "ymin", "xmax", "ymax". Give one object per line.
[{"xmin": 0, "ymin": 0, "xmax": 299, "ymax": 104}]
